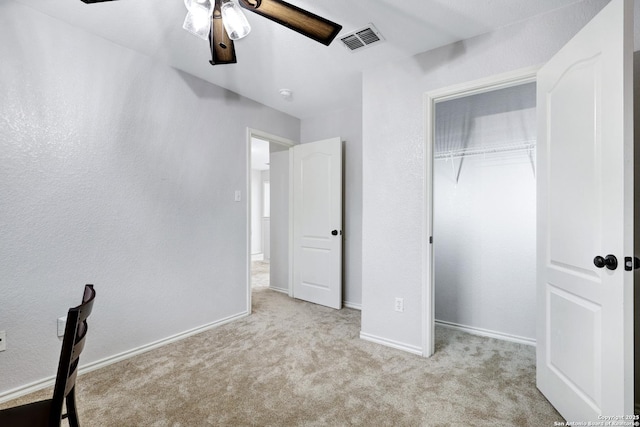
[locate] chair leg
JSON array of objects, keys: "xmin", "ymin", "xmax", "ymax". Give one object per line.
[{"xmin": 65, "ymin": 388, "xmax": 80, "ymax": 427}]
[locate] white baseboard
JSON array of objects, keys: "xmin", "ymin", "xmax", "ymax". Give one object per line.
[
  {"xmin": 359, "ymin": 332, "xmax": 423, "ymax": 356},
  {"xmin": 435, "ymin": 319, "xmax": 536, "ymax": 347},
  {"xmin": 268, "ymin": 286, "xmax": 288, "ymax": 294},
  {"xmin": 0, "ymin": 378, "xmax": 57, "ymax": 405},
  {"xmin": 343, "ymin": 301, "xmax": 362, "ymax": 310},
  {"xmin": 0, "ymin": 311, "xmax": 249, "ymax": 404}
]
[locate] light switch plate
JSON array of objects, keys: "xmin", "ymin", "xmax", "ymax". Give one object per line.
[{"xmin": 394, "ymin": 297, "xmax": 404, "ymax": 312}]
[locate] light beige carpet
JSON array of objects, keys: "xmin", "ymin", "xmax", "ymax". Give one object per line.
[
  {"xmin": 251, "ymin": 260, "xmax": 270, "ymax": 289},
  {"xmin": 0, "ymin": 288, "xmax": 562, "ymax": 426}
]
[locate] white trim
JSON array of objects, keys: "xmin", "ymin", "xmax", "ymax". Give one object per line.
[
  {"xmin": 288, "ymin": 148, "xmax": 294, "ymax": 298},
  {"xmin": 0, "ymin": 311, "xmax": 249, "ymax": 404},
  {"xmin": 247, "ymin": 128, "xmax": 295, "ymax": 148},
  {"xmin": 426, "ymin": 65, "xmax": 540, "ymax": 104},
  {"xmin": 246, "ymin": 130, "xmax": 252, "ymax": 314},
  {"xmin": 0, "ymin": 378, "xmax": 56, "ymax": 405},
  {"xmin": 435, "ymin": 320, "xmax": 536, "ymax": 347},
  {"xmin": 359, "ymin": 332, "xmax": 423, "ymax": 356},
  {"xmin": 422, "ymin": 65, "xmax": 540, "ymax": 359},
  {"xmin": 268, "ymin": 285, "xmax": 289, "ymax": 294},
  {"xmin": 343, "ymin": 301, "xmax": 362, "ymax": 310},
  {"xmin": 422, "ymin": 83, "xmax": 435, "ymax": 358}
]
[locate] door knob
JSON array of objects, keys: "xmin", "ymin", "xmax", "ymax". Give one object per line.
[
  {"xmin": 593, "ymin": 254, "xmax": 618, "ymax": 270},
  {"xmin": 331, "ymin": 230, "xmax": 338, "ymax": 236}
]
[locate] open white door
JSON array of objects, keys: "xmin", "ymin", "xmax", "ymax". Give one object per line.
[
  {"xmin": 292, "ymin": 137, "xmax": 342, "ymax": 309},
  {"xmin": 536, "ymin": 0, "xmax": 634, "ymax": 420}
]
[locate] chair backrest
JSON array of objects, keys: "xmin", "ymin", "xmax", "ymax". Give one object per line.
[{"xmin": 49, "ymin": 284, "xmax": 96, "ymax": 424}]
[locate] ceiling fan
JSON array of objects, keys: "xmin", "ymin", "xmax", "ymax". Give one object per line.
[{"xmin": 82, "ymin": 0, "xmax": 343, "ymax": 66}]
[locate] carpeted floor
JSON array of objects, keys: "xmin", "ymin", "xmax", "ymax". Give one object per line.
[
  {"xmin": 251, "ymin": 260, "xmax": 270, "ymax": 288},
  {"xmin": 0, "ymin": 288, "xmax": 562, "ymax": 426}
]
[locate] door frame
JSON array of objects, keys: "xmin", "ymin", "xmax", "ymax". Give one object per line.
[
  {"xmin": 246, "ymin": 128, "xmax": 295, "ymax": 312},
  {"xmin": 422, "ymin": 65, "xmax": 539, "ymax": 357}
]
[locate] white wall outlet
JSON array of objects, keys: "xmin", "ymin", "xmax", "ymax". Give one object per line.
[
  {"xmin": 0, "ymin": 330, "xmax": 6, "ymax": 351},
  {"xmin": 234, "ymin": 190, "xmax": 242, "ymax": 202},
  {"xmin": 394, "ymin": 297, "xmax": 404, "ymax": 312},
  {"xmin": 57, "ymin": 316, "xmax": 67, "ymax": 337}
]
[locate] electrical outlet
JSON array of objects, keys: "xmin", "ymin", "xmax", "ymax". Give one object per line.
[
  {"xmin": 0, "ymin": 330, "xmax": 6, "ymax": 352},
  {"xmin": 57, "ymin": 317, "xmax": 67, "ymax": 337},
  {"xmin": 394, "ymin": 297, "xmax": 404, "ymax": 312}
]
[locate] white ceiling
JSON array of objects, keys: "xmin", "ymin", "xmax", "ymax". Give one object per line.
[{"xmin": 14, "ymin": 0, "xmax": 583, "ymax": 119}]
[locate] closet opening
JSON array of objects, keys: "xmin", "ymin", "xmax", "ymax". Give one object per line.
[{"xmin": 423, "ymin": 69, "xmax": 539, "ymax": 356}]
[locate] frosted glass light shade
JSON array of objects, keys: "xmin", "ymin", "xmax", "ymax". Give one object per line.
[
  {"xmin": 183, "ymin": 0, "xmax": 212, "ymax": 41},
  {"xmin": 221, "ymin": 0, "xmax": 251, "ymax": 40}
]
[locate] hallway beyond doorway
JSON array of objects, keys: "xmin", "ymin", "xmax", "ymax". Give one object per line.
[{"xmin": 251, "ymin": 260, "xmax": 269, "ymax": 289}]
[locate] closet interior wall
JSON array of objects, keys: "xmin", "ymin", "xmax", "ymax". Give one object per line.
[{"xmin": 433, "ymin": 82, "xmax": 537, "ymax": 343}]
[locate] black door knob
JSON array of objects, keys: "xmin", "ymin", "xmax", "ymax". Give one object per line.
[
  {"xmin": 594, "ymin": 254, "xmax": 618, "ymax": 270},
  {"xmin": 331, "ymin": 230, "xmax": 338, "ymax": 236},
  {"xmin": 604, "ymin": 255, "xmax": 618, "ymax": 270},
  {"xmin": 594, "ymin": 256, "xmax": 605, "ymax": 268}
]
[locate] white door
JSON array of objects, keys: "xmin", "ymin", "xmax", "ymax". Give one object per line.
[
  {"xmin": 536, "ymin": 0, "xmax": 633, "ymax": 420},
  {"xmin": 292, "ymin": 137, "xmax": 342, "ymax": 309}
]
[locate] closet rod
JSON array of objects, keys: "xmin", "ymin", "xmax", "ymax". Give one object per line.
[{"xmin": 434, "ymin": 140, "xmax": 536, "ymax": 160}]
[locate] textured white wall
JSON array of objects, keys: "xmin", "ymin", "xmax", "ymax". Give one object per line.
[
  {"xmin": 301, "ymin": 105, "xmax": 363, "ymax": 308},
  {"xmin": 0, "ymin": 2, "xmax": 299, "ymax": 396},
  {"xmin": 361, "ymin": 0, "xmax": 611, "ymax": 351}
]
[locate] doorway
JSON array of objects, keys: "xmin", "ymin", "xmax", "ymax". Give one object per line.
[
  {"xmin": 247, "ymin": 131, "xmax": 344, "ymax": 311},
  {"xmin": 424, "ymin": 1, "xmax": 636, "ymax": 412},
  {"xmin": 250, "ymin": 136, "xmax": 271, "ymax": 288},
  {"xmin": 432, "ymin": 81, "xmax": 537, "ymax": 345},
  {"xmin": 423, "ymin": 67, "xmax": 539, "ymax": 356},
  {"xmin": 246, "ymin": 129, "xmax": 294, "ymax": 311}
]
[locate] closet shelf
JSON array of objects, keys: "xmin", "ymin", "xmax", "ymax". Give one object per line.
[{"xmin": 434, "ymin": 140, "xmax": 536, "ymax": 160}]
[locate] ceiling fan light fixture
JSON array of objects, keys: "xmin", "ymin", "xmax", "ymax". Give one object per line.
[
  {"xmin": 183, "ymin": 0, "xmax": 212, "ymax": 41},
  {"xmin": 221, "ymin": 0, "xmax": 251, "ymax": 40}
]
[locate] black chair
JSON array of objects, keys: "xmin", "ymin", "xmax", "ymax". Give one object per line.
[{"xmin": 0, "ymin": 284, "xmax": 96, "ymax": 427}]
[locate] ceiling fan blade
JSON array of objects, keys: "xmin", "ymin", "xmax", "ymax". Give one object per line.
[
  {"xmin": 210, "ymin": 0, "xmax": 238, "ymax": 65},
  {"xmin": 238, "ymin": 0, "xmax": 342, "ymax": 46},
  {"xmin": 80, "ymin": 0, "xmax": 118, "ymax": 3}
]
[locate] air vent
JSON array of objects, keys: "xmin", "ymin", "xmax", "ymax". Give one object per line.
[{"xmin": 340, "ymin": 24, "xmax": 384, "ymax": 52}]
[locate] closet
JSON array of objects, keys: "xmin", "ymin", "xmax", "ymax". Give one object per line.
[{"xmin": 433, "ymin": 82, "xmax": 537, "ymax": 343}]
